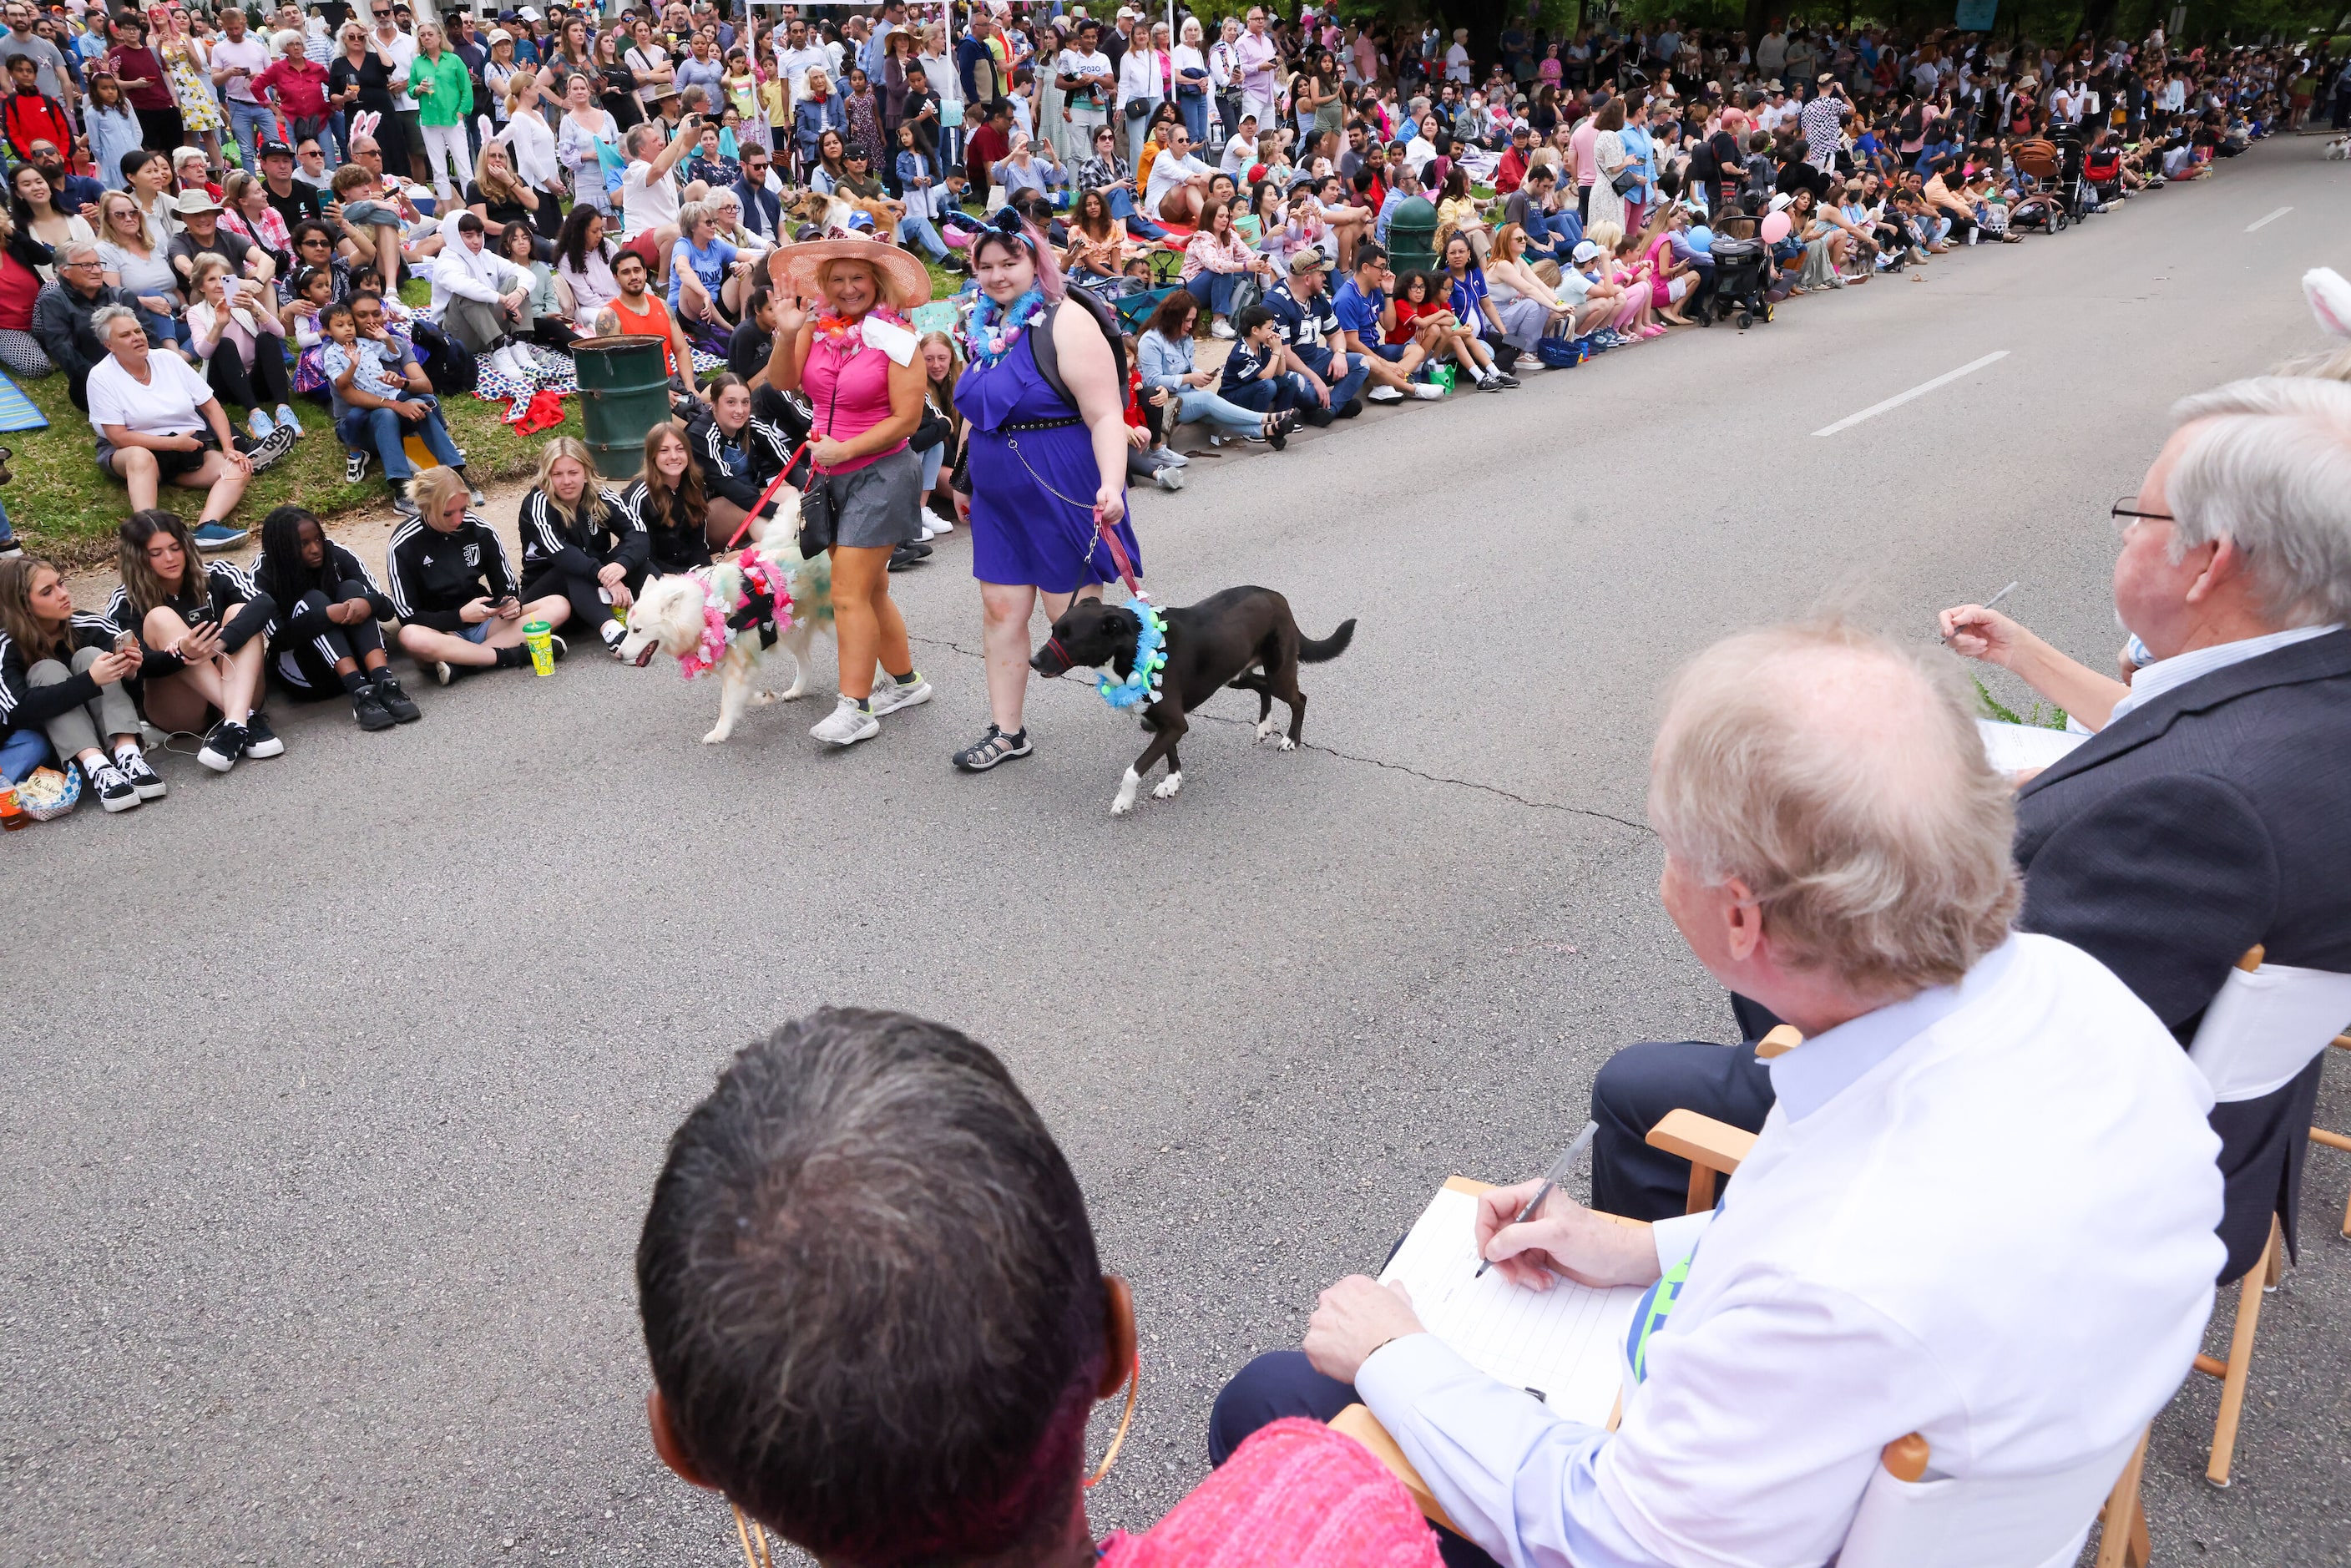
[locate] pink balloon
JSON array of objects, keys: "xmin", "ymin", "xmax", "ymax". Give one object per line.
[{"xmin": 1760, "ymin": 211, "xmax": 1792, "ymax": 245}]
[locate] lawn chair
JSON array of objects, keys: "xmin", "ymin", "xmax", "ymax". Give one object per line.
[
  {"xmin": 1646, "ymin": 1043, "xmax": 2155, "ymax": 1568},
  {"xmin": 2306, "ymin": 1034, "xmax": 2351, "ymax": 1239},
  {"xmin": 1112, "ymin": 284, "xmax": 1180, "ymax": 337}
]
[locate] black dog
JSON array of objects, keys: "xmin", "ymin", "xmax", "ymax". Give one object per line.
[{"xmin": 1032, "ymin": 588, "xmax": 1356, "ymax": 815}]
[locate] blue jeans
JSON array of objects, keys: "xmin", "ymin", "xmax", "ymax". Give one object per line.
[
  {"xmin": 1165, "ymin": 383, "xmax": 1267, "ymax": 436},
  {"xmin": 1175, "ymin": 88, "xmax": 1209, "ymax": 142},
  {"xmin": 897, "ymin": 210, "xmax": 949, "ymax": 260},
  {"xmin": 137, "ymin": 306, "xmax": 189, "ymax": 352},
  {"xmin": 227, "ymin": 99, "xmax": 276, "ymax": 174},
  {"xmin": 0, "ymin": 725, "xmax": 49, "ymax": 783},
  {"xmin": 1294, "ymin": 342, "xmax": 1369, "ymax": 409},
  {"xmin": 1186, "ymin": 270, "xmax": 1241, "ymax": 316},
  {"xmin": 1105, "ymin": 185, "xmax": 1169, "ymax": 240},
  {"xmin": 338, "ymin": 398, "xmax": 462, "ymax": 482},
  {"xmin": 1222, "ymin": 372, "xmax": 1313, "ymax": 413}
]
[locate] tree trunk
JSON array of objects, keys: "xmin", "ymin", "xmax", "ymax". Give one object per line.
[{"xmin": 2081, "ymin": 0, "xmax": 2121, "ymax": 44}]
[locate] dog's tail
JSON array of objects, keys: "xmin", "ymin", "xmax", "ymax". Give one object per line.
[{"xmin": 1298, "ymin": 619, "xmax": 1357, "ymax": 664}]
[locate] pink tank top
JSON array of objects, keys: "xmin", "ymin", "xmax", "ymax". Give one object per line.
[{"xmin": 801, "ymin": 312, "xmax": 906, "ymax": 474}]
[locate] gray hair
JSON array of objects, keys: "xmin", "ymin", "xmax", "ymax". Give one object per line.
[
  {"xmin": 1650, "ymin": 622, "xmax": 2020, "ymax": 995},
  {"xmin": 62, "ymin": 240, "xmax": 99, "ymax": 266},
  {"xmin": 625, "ymin": 122, "xmax": 666, "ymax": 159},
  {"xmin": 675, "ymin": 198, "xmax": 710, "ymax": 233},
  {"xmin": 90, "ymin": 302, "xmax": 140, "ymax": 341},
  {"xmin": 2166, "ymin": 377, "xmax": 2351, "ymax": 627}
]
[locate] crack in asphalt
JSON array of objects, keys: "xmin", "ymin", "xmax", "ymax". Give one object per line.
[{"xmin": 906, "ymin": 630, "xmax": 1655, "ymax": 835}]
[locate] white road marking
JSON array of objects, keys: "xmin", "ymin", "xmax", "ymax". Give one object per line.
[
  {"xmin": 2245, "ymin": 205, "xmax": 2293, "ymax": 233},
  {"xmin": 1813, "ymin": 352, "xmax": 2011, "ymax": 437}
]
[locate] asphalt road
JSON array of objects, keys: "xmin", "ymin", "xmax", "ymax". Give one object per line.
[{"xmin": 8, "ymin": 139, "xmax": 2348, "ymax": 1568}]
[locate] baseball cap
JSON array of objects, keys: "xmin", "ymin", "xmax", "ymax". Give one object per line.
[
  {"xmin": 1287, "ymin": 246, "xmax": 1327, "ymax": 273},
  {"xmin": 1571, "ymin": 240, "xmax": 1600, "ymax": 262},
  {"xmin": 259, "ymin": 139, "xmax": 295, "ymax": 160}
]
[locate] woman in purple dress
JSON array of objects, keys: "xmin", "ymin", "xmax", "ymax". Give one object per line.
[{"xmin": 948, "ymin": 214, "xmax": 1138, "ymax": 775}]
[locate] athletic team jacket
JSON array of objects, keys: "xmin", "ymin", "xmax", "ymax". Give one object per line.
[
  {"xmin": 618, "ymin": 478, "xmax": 715, "ymax": 578},
  {"xmin": 249, "ymin": 540, "xmax": 397, "ymax": 646},
  {"xmin": 0, "ymin": 612, "xmax": 122, "ymax": 737},
  {"xmin": 515, "ymin": 485, "xmax": 650, "ymax": 583},
  {"xmin": 104, "ymin": 560, "xmax": 257, "ymax": 680},
  {"xmin": 382, "ymin": 512, "xmax": 518, "ymax": 632},
  {"xmin": 683, "ymin": 401, "xmax": 806, "ymax": 513}
]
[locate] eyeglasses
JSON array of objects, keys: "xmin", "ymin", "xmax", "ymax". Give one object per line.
[{"xmin": 2111, "ymin": 498, "xmax": 2175, "ymax": 527}]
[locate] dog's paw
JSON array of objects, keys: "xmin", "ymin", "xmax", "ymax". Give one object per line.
[
  {"xmin": 778, "ymin": 680, "xmax": 808, "ymax": 701},
  {"xmin": 1110, "ymin": 767, "xmax": 1141, "ymax": 816},
  {"xmin": 1152, "ymin": 771, "xmax": 1183, "ymax": 801},
  {"xmin": 1276, "ymin": 736, "xmax": 1297, "ymax": 751},
  {"xmin": 1254, "ymin": 716, "xmax": 1279, "ymax": 743},
  {"xmin": 702, "ymin": 726, "xmax": 733, "ymax": 745},
  {"xmin": 750, "ymin": 690, "xmax": 779, "ymax": 707}
]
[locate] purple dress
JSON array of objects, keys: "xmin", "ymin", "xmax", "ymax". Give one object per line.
[{"xmin": 955, "ymin": 328, "xmax": 1140, "ymax": 594}]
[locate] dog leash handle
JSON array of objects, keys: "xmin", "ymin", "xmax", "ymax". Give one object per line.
[{"xmin": 1095, "ymin": 501, "xmax": 1145, "ymax": 601}]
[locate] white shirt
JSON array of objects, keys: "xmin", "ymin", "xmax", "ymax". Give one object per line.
[
  {"xmin": 210, "ymin": 32, "xmax": 269, "ymax": 104},
  {"xmin": 775, "ymin": 42, "xmax": 830, "ymax": 100},
  {"xmin": 1144, "ymin": 148, "xmax": 1207, "ymax": 212},
  {"xmin": 626, "ymin": 43, "xmax": 670, "ymax": 109},
  {"xmin": 372, "ymin": 26, "xmax": 417, "ymax": 113},
  {"xmin": 1118, "ymin": 47, "xmax": 1165, "ymax": 109},
  {"xmin": 2108, "ymin": 624, "xmax": 2342, "ymax": 726},
  {"xmin": 620, "ymin": 158, "xmax": 679, "ymax": 239},
  {"xmin": 496, "ymin": 108, "xmax": 560, "ymax": 186},
  {"xmin": 88, "ymin": 349, "xmax": 216, "ymax": 438},
  {"xmin": 1444, "ymin": 43, "xmax": 1470, "ymax": 83},
  {"xmin": 1357, "ymin": 934, "xmax": 2224, "ymax": 1568},
  {"xmin": 1057, "ymin": 48, "xmax": 1111, "ymax": 114},
  {"xmin": 1218, "ymin": 130, "xmax": 1258, "ymax": 177}
]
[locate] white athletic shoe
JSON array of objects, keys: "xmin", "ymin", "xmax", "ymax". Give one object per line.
[
  {"xmin": 1154, "ymin": 466, "xmax": 1186, "ymax": 491},
  {"xmin": 867, "ymin": 674, "xmax": 933, "ymax": 716},
  {"xmin": 1366, "ymin": 384, "xmax": 1405, "ymax": 403},
  {"xmin": 810, "ymin": 695, "xmax": 881, "ymax": 746},
  {"xmin": 1210, "ymin": 317, "xmax": 1236, "ymax": 339},
  {"xmin": 1409, "ymin": 382, "xmax": 1447, "ymax": 400}
]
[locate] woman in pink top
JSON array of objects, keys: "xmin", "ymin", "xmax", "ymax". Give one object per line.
[
  {"xmin": 637, "ymin": 1006, "xmax": 1445, "ymax": 1568},
  {"xmin": 765, "ymin": 238, "xmax": 933, "ymax": 748}
]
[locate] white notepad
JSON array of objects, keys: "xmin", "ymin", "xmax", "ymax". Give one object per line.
[
  {"xmin": 1975, "ymin": 718, "xmax": 2090, "ymax": 773},
  {"xmin": 1378, "ymin": 1185, "xmax": 1646, "ymax": 1428}
]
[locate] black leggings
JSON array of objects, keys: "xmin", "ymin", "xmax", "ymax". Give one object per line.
[
  {"xmin": 219, "ymin": 593, "xmax": 276, "ymax": 655},
  {"xmin": 206, "ymin": 341, "xmax": 294, "ymax": 413},
  {"xmin": 522, "ymin": 562, "xmax": 641, "ymax": 644},
  {"xmin": 526, "ymin": 316, "xmax": 589, "ymax": 350},
  {"xmin": 270, "ymin": 585, "xmax": 387, "ymax": 693}
]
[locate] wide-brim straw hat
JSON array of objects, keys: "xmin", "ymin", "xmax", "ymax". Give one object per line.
[{"xmin": 767, "ymin": 238, "xmax": 933, "ymax": 311}]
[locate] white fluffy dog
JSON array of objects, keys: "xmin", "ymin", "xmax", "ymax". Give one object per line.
[
  {"xmin": 619, "ymin": 542, "xmax": 836, "ymax": 743},
  {"xmin": 2326, "ymin": 135, "xmax": 2350, "ymax": 161}
]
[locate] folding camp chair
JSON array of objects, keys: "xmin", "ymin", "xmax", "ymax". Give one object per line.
[
  {"xmin": 2303, "ymin": 1034, "xmax": 2351, "ymax": 1240},
  {"xmin": 1645, "ymin": 1040, "xmax": 2155, "ymax": 1568}
]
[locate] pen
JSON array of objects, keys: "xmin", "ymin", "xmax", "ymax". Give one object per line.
[
  {"xmin": 1941, "ymin": 580, "xmax": 2017, "ymax": 644},
  {"xmin": 1475, "ymin": 1119, "xmax": 1599, "ymax": 1279}
]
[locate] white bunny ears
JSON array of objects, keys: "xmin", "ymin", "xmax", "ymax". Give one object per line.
[{"xmin": 2305, "ymin": 267, "xmax": 2351, "ymax": 341}]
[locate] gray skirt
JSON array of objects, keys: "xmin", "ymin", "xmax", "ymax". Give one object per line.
[{"xmin": 812, "ymin": 445, "xmax": 923, "ymax": 549}]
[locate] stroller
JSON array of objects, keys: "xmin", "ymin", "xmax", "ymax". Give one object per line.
[
  {"xmin": 2008, "ymin": 137, "xmax": 2085, "ymax": 232},
  {"xmin": 1706, "ymin": 208, "xmax": 1772, "ymax": 330}
]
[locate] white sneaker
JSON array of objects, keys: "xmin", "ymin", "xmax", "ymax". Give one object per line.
[
  {"xmin": 1154, "ymin": 466, "xmax": 1186, "ymax": 491},
  {"xmin": 1409, "ymin": 382, "xmax": 1447, "ymax": 400},
  {"xmin": 1159, "ymin": 449, "xmax": 1190, "ymax": 468},
  {"xmin": 1210, "ymin": 317, "xmax": 1236, "ymax": 339},
  {"xmin": 1366, "ymin": 384, "xmax": 1405, "ymax": 403},
  {"xmin": 810, "ymin": 695, "xmax": 881, "ymax": 746},
  {"xmin": 867, "ymin": 673, "xmax": 933, "ymax": 716}
]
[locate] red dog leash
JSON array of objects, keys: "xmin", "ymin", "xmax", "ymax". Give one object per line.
[
  {"xmin": 726, "ymin": 440, "xmax": 817, "ymax": 551},
  {"xmin": 1093, "ymin": 502, "xmax": 1144, "ymax": 600}
]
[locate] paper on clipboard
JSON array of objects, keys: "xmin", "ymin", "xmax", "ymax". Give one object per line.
[{"xmin": 1378, "ymin": 1186, "xmax": 1645, "ymax": 1428}]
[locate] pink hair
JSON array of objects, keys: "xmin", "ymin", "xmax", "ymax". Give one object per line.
[{"xmin": 973, "ymin": 219, "xmax": 1066, "ymax": 302}]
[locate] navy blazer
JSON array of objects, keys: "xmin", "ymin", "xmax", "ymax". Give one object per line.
[
  {"xmin": 2013, "ymin": 626, "xmax": 2351, "ymax": 1037},
  {"xmin": 2014, "ymin": 626, "xmax": 2351, "ymax": 1275}
]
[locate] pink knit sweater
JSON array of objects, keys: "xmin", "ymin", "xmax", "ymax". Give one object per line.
[{"xmin": 1100, "ymin": 1419, "xmax": 1443, "ymax": 1568}]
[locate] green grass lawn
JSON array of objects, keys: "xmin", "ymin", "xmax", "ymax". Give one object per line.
[{"xmin": 10, "ymin": 346, "xmax": 581, "ymax": 571}]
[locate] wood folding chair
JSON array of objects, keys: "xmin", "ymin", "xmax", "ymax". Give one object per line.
[
  {"xmin": 2307, "ymin": 1032, "xmax": 2351, "ymax": 1240},
  {"xmin": 1642, "ymin": 1029, "xmax": 2154, "ymax": 1567}
]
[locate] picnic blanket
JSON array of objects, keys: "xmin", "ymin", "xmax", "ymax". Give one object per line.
[
  {"xmin": 0, "ymin": 372, "xmax": 50, "ymax": 432},
  {"xmin": 471, "ymin": 343, "xmax": 729, "ymax": 404}
]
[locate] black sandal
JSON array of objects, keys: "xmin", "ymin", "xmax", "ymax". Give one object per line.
[{"xmin": 951, "ymin": 724, "xmax": 1034, "ymax": 772}]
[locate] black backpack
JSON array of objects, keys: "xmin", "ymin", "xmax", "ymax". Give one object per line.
[
  {"xmin": 411, "ymin": 318, "xmax": 478, "ymax": 396},
  {"xmin": 1025, "ymin": 288, "xmax": 1129, "ymax": 412}
]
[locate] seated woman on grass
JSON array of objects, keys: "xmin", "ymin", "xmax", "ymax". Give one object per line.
[
  {"xmin": 249, "ymin": 504, "xmax": 422, "ymax": 731},
  {"xmin": 86, "ymin": 304, "xmax": 294, "ymax": 549}
]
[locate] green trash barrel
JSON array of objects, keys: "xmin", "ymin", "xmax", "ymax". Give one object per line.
[
  {"xmin": 571, "ymin": 335, "xmax": 670, "ymax": 480},
  {"xmin": 1387, "ymin": 195, "xmax": 1441, "ymax": 276}
]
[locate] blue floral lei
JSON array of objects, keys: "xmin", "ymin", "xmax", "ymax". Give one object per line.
[
  {"xmin": 1098, "ymin": 600, "xmax": 1167, "ymax": 710},
  {"xmin": 963, "ymin": 285, "xmax": 1047, "ymax": 369}
]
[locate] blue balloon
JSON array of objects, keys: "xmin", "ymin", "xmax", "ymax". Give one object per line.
[{"xmin": 1687, "ymin": 225, "xmax": 1714, "ymax": 253}]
